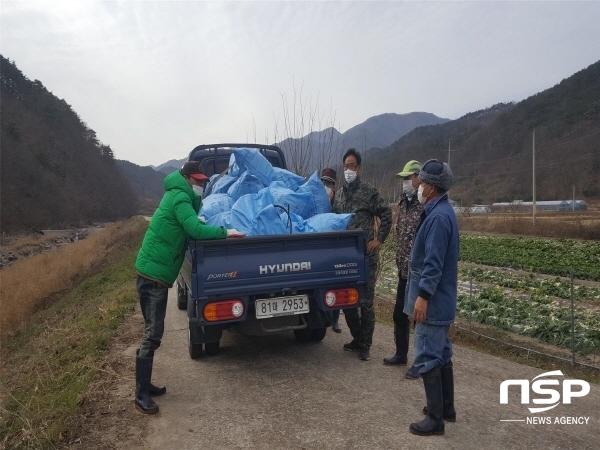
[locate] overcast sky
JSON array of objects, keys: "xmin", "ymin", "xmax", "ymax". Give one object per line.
[{"xmin": 1, "ymin": 1, "xmax": 598, "ymax": 167}]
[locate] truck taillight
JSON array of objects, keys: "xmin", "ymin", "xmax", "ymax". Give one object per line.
[
  {"xmin": 324, "ymin": 289, "xmax": 359, "ymax": 307},
  {"xmin": 204, "ymin": 300, "xmax": 245, "ymax": 322}
]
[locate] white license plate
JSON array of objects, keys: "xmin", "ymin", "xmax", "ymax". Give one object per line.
[{"xmin": 255, "ymin": 295, "xmax": 309, "ymax": 319}]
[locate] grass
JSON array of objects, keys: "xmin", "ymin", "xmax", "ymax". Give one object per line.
[
  {"xmin": 0, "ymin": 218, "xmax": 147, "ymax": 336},
  {"xmin": 0, "ymin": 217, "xmax": 147, "ymax": 450}
]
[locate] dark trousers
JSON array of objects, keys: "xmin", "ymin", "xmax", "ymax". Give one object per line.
[
  {"xmin": 137, "ymin": 275, "xmax": 169, "ymax": 358},
  {"xmin": 344, "ymin": 255, "xmax": 377, "ymax": 347},
  {"xmin": 393, "ymin": 277, "xmax": 410, "ymax": 358}
]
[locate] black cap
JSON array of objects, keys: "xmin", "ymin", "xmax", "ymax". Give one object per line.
[{"xmin": 181, "ymin": 161, "xmax": 208, "ymax": 181}]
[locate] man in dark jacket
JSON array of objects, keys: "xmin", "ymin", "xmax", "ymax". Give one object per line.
[
  {"xmin": 383, "ymin": 160, "xmax": 423, "ymax": 382},
  {"xmin": 333, "ymin": 149, "xmax": 392, "ymax": 361},
  {"xmin": 134, "ymin": 161, "xmax": 243, "ymax": 414},
  {"xmin": 404, "ymin": 159, "xmax": 459, "ymax": 436}
]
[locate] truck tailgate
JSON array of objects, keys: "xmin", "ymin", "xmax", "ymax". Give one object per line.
[{"xmin": 189, "ymin": 230, "xmax": 368, "ymax": 299}]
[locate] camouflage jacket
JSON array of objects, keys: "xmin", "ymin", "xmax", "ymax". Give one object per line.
[
  {"xmin": 333, "ymin": 177, "xmax": 392, "ymax": 247},
  {"xmin": 395, "ymin": 193, "xmax": 423, "ymax": 278}
]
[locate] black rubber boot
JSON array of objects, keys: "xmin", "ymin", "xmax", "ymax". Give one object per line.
[
  {"xmin": 423, "ymin": 362, "xmax": 456, "ymax": 421},
  {"xmin": 409, "ymin": 367, "xmax": 445, "ymax": 436},
  {"xmin": 343, "ymin": 339, "xmax": 361, "ymax": 351},
  {"xmin": 136, "ymin": 350, "xmax": 166, "ymax": 397},
  {"xmin": 135, "ymin": 356, "xmax": 159, "ymax": 414},
  {"xmin": 149, "ymin": 383, "xmax": 167, "ymax": 397},
  {"xmin": 359, "ymin": 344, "xmax": 371, "ymax": 361},
  {"xmin": 383, "ymin": 325, "xmax": 408, "ymax": 365}
]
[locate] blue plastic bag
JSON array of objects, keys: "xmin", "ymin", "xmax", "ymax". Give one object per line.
[
  {"xmin": 208, "ymin": 174, "xmax": 238, "ymax": 194},
  {"xmin": 305, "ymin": 213, "xmax": 353, "ymax": 232},
  {"xmin": 227, "ymin": 171, "xmax": 265, "ymax": 201},
  {"xmin": 233, "ymin": 148, "xmax": 275, "ymax": 186},
  {"xmin": 272, "ymin": 167, "xmax": 305, "ymax": 190},
  {"xmin": 199, "ymin": 194, "xmax": 235, "ymax": 220},
  {"xmin": 295, "ymin": 171, "xmax": 333, "ymax": 216},
  {"xmin": 268, "ymin": 182, "xmax": 314, "ymax": 219}
]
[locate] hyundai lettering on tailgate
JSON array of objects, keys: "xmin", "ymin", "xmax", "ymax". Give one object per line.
[{"xmin": 258, "ymin": 262, "xmax": 312, "ymax": 275}]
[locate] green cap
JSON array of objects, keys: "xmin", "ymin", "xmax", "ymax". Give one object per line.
[{"xmin": 396, "ymin": 160, "xmax": 422, "ymax": 178}]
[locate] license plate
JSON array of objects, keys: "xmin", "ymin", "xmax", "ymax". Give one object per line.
[{"xmin": 255, "ymin": 295, "xmax": 309, "ymax": 319}]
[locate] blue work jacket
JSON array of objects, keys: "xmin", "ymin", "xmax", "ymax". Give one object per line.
[{"xmin": 404, "ymin": 193, "xmax": 459, "ymax": 325}]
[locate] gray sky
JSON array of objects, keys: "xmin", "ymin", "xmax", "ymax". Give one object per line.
[{"xmin": 1, "ymin": 1, "xmax": 598, "ymax": 167}]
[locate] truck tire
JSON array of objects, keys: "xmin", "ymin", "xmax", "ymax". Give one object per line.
[
  {"xmin": 205, "ymin": 340, "xmax": 220, "ymax": 356},
  {"xmin": 311, "ymin": 327, "xmax": 327, "ymax": 342},
  {"xmin": 188, "ymin": 321, "xmax": 203, "ymax": 359},
  {"xmin": 176, "ymin": 281, "xmax": 187, "ymax": 311},
  {"xmin": 293, "ymin": 327, "xmax": 313, "ymax": 343}
]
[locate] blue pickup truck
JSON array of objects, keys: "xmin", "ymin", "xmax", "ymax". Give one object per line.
[{"xmin": 176, "ymin": 144, "xmax": 369, "ymax": 359}]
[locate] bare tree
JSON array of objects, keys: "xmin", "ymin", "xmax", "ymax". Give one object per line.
[{"xmin": 270, "ymin": 80, "xmax": 344, "ymax": 177}]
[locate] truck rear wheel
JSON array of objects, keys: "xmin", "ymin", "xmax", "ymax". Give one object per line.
[
  {"xmin": 311, "ymin": 327, "xmax": 327, "ymax": 342},
  {"xmin": 188, "ymin": 321, "xmax": 203, "ymax": 359},
  {"xmin": 177, "ymin": 280, "xmax": 187, "ymax": 310},
  {"xmin": 293, "ymin": 327, "xmax": 313, "ymax": 343},
  {"xmin": 205, "ymin": 340, "xmax": 220, "ymax": 356}
]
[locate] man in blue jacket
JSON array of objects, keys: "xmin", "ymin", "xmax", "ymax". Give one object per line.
[{"xmin": 404, "ymin": 159, "xmax": 459, "ymax": 436}]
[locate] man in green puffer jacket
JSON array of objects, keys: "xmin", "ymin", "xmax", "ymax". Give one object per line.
[{"xmin": 133, "ymin": 161, "xmax": 243, "ymax": 414}]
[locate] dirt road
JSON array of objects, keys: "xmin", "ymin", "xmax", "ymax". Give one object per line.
[{"xmin": 69, "ymin": 288, "xmax": 599, "ymax": 450}]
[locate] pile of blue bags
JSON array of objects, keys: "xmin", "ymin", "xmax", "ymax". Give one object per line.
[{"xmin": 199, "ymin": 148, "xmax": 352, "ymax": 236}]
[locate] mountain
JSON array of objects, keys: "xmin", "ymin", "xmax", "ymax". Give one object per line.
[
  {"xmin": 269, "ymin": 112, "xmax": 449, "ymax": 176},
  {"xmin": 0, "ymin": 56, "xmax": 138, "ymax": 232},
  {"xmin": 156, "ymin": 158, "xmax": 186, "ymax": 171},
  {"xmin": 152, "ymin": 113, "xmax": 449, "ymax": 178},
  {"xmin": 157, "ymin": 165, "xmax": 180, "ymax": 175},
  {"xmin": 115, "ymin": 160, "xmax": 165, "ymax": 201},
  {"xmin": 365, "ymin": 61, "xmax": 600, "ymax": 205}
]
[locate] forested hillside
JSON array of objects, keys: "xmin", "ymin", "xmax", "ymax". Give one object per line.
[
  {"xmin": 366, "ymin": 61, "xmax": 600, "ymax": 205},
  {"xmin": 1, "ymin": 56, "xmax": 138, "ymax": 232}
]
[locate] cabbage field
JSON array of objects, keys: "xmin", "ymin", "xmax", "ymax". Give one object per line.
[{"xmin": 376, "ymin": 233, "xmax": 600, "ymax": 355}]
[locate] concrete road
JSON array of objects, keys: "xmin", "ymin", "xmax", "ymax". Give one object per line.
[{"xmin": 112, "ymin": 288, "xmax": 598, "ymax": 450}]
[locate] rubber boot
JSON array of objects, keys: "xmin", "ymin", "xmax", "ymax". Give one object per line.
[
  {"xmin": 383, "ymin": 325, "xmax": 408, "ymax": 365},
  {"xmin": 136, "ymin": 350, "xmax": 166, "ymax": 396},
  {"xmin": 409, "ymin": 367, "xmax": 445, "ymax": 436},
  {"xmin": 135, "ymin": 356, "xmax": 159, "ymax": 414},
  {"xmin": 423, "ymin": 362, "xmax": 456, "ymax": 421},
  {"xmin": 359, "ymin": 344, "xmax": 371, "ymax": 361},
  {"xmin": 149, "ymin": 383, "xmax": 167, "ymax": 397},
  {"xmin": 332, "ymin": 310, "xmax": 342, "ymax": 333}
]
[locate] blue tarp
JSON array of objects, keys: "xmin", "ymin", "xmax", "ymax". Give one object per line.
[{"xmin": 200, "ymin": 148, "xmax": 352, "ymax": 235}]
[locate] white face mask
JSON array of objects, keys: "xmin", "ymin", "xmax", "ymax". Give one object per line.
[
  {"xmin": 417, "ymin": 184, "xmax": 428, "ymax": 205},
  {"xmin": 344, "ymin": 169, "xmax": 357, "ymax": 183},
  {"xmin": 403, "ymin": 180, "xmax": 415, "ymax": 196},
  {"xmin": 192, "ymin": 184, "xmax": 204, "ymax": 196},
  {"xmin": 325, "ymin": 187, "xmax": 332, "ymax": 196}
]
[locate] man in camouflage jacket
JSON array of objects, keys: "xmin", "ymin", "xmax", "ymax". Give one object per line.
[
  {"xmin": 383, "ymin": 160, "xmax": 423, "ymax": 379},
  {"xmin": 333, "ymin": 149, "xmax": 392, "ymax": 361}
]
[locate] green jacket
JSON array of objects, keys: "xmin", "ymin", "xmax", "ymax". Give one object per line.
[
  {"xmin": 135, "ymin": 170, "xmax": 227, "ymax": 286},
  {"xmin": 333, "ymin": 177, "xmax": 392, "ymax": 245}
]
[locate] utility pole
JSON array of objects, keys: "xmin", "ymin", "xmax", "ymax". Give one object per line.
[
  {"xmin": 447, "ymin": 140, "xmax": 452, "ymax": 201},
  {"xmin": 532, "ymin": 129, "xmax": 536, "ymax": 226}
]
